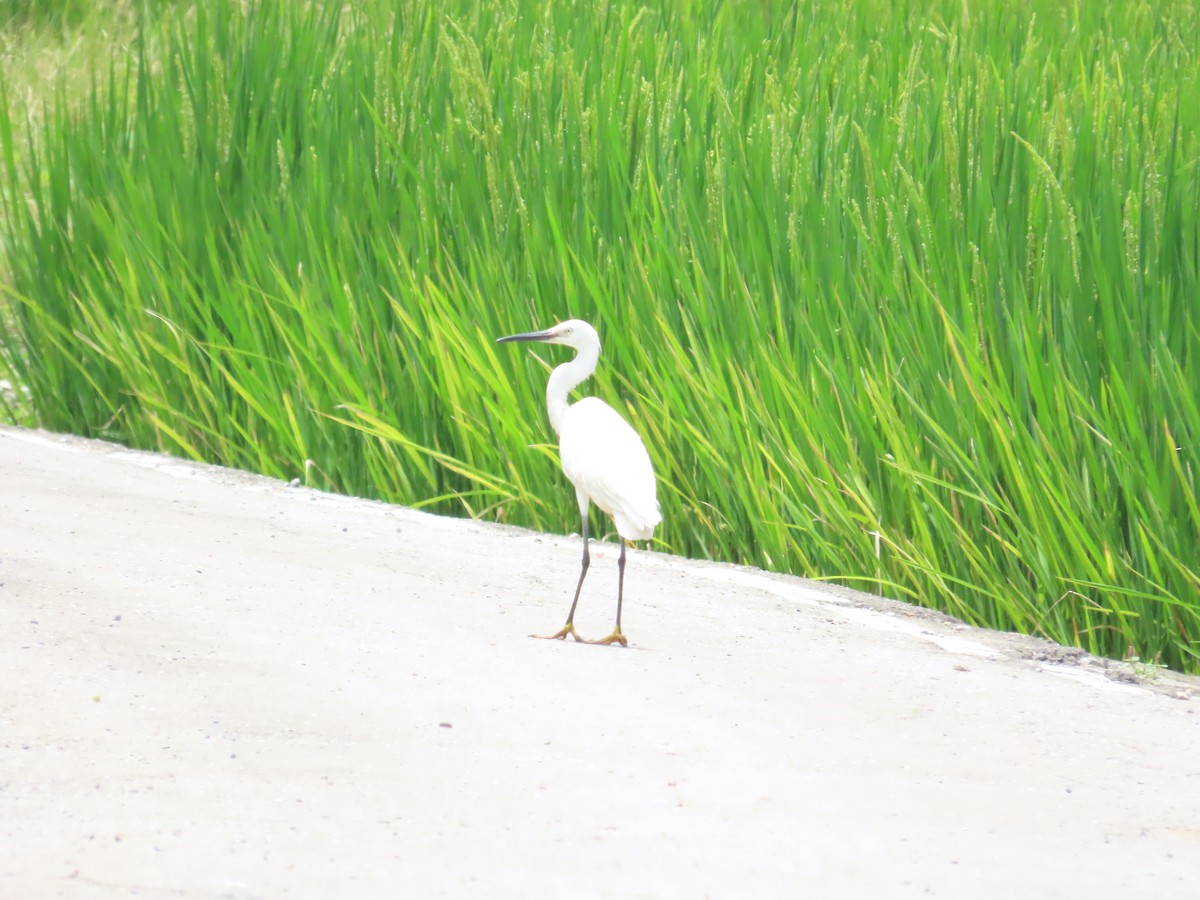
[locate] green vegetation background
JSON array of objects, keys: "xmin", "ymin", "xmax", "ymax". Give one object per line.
[{"xmin": 2, "ymin": 0, "xmax": 1198, "ymax": 670}]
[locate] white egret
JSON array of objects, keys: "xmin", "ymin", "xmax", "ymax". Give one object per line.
[{"xmin": 497, "ymin": 319, "xmax": 661, "ymax": 647}]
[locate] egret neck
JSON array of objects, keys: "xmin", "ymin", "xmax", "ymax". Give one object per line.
[{"xmin": 545, "ymin": 339, "xmax": 600, "ymax": 435}]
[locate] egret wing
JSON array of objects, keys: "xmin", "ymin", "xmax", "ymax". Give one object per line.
[{"xmin": 559, "ymin": 397, "xmax": 661, "ymax": 541}]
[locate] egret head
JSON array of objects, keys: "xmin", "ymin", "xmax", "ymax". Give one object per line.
[{"xmin": 496, "ymin": 319, "xmax": 599, "ymax": 352}]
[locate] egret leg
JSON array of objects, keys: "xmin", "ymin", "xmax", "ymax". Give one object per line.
[
  {"xmin": 587, "ymin": 541, "xmax": 629, "ymax": 647},
  {"xmin": 532, "ymin": 518, "xmax": 589, "ymax": 642}
]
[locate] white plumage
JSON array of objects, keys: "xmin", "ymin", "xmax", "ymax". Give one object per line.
[
  {"xmin": 497, "ymin": 318, "xmax": 660, "ymax": 646},
  {"xmin": 559, "ymin": 397, "xmax": 661, "ymax": 542}
]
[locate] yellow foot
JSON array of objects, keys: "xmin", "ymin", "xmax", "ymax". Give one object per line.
[
  {"xmin": 585, "ymin": 631, "xmax": 628, "ymax": 647},
  {"xmin": 531, "ymin": 623, "xmax": 584, "ymax": 642}
]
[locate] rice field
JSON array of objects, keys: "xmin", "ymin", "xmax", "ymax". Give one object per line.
[{"xmin": 2, "ymin": 0, "xmax": 1198, "ymax": 670}]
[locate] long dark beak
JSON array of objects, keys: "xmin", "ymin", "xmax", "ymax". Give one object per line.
[{"xmin": 496, "ymin": 329, "xmax": 554, "ymax": 344}]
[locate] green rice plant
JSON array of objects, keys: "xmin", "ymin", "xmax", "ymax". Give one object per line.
[
  {"xmin": 1, "ymin": 0, "xmax": 1198, "ymax": 669},
  {"xmin": 1, "ymin": 0, "xmax": 94, "ymax": 29}
]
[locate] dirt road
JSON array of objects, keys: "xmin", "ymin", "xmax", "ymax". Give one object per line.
[{"xmin": 2, "ymin": 426, "xmax": 1198, "ymax": 897}]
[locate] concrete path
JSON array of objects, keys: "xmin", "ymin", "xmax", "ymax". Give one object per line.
[{"xmin": 2, "ymin": 425, "xmax": 1198, "ymax": 898}]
